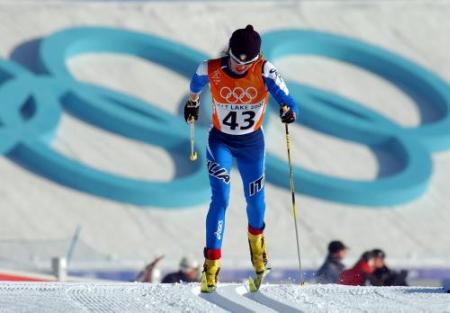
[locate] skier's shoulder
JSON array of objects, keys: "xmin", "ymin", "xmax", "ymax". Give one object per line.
[
  {"xmin": 198, "ymin": 57, "xmax": 226, "ymax": 76},
  {"xmin": 207, "ymin": 56, "xmax": 228, "ymax": 69},
  {"xmin": 261, "ymin": 59, "xmax": 280, "ymax": 78},
  {"xmin": 195, "ymin": 60, "xmax": 209, "ymax": 76}
]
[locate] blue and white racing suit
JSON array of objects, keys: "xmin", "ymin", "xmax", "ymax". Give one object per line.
[{"xmin": 190, "ymin": 56, "xmax": 298, "ymax": 250}]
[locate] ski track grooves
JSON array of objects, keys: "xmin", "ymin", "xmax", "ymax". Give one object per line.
[
  {"xmin": 193, "ymin": 285, "xmax": 303, "ymax": 313},
  {"xmin": 243, "ymin": 290, "xmax": 304, "ymax": 313}
]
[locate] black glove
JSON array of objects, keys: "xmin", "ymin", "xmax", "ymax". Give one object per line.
[
  {"xmin": 280, "ymin": 105, "xmax": 296, "ymax": 124},
  {"xmin": 184, "ymin": 98, "xmax": 199, "ymax": 123}
]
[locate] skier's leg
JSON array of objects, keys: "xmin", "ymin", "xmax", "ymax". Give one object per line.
[
  {"xmin": 235, "ymin": 131, "xmax": 268, "ymax": 275},
  {"xmin": 205, "ymin": 136, "xmax": 232, "ymax": 250},
  {"xmin": 202, "ymin": 129, "xmax": 232, "ymax": 290}
]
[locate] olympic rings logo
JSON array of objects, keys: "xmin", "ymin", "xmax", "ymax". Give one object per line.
[
  {"xmin": 0, "ymin": 26, "xmax": 449, "ymax": 208},
  {"xmin": 219, "ymin": 86, "xmax": 258, "ymax": 104}
]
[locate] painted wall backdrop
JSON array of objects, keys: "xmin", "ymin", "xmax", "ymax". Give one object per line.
[{"xmin": 0, "ymin": 1, "xmax": 449, "ymax": 272}]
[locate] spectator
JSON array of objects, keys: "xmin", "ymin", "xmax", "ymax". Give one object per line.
[
  {"xmin": 316, "ymin": 240, "xmax": 348, "ymax": 284},
  {"xmin": 369, "ymin": 249, "xmax": 408, "ymax": 286},
  {"xmin": 161, "ymin": 256, "xmax": 200, "ymax": 283},
  {"xmin": 339, "ymin": 251, "xmax": 375, "ymax": 286},
  {"xmin": 135, "ymin": 255, "xmax": 164, "ymax": 283}
]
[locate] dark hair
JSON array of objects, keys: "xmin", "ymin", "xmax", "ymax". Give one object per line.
[
  {"xmin": 361, "ymin": 250, "xmax": 375, "ymax": 262},
  {"xmin": 372, "ymin": 248, "xmax": 386, "ymax": 259},
  {"xmin": 328, "ymin": 240, "xmax": 347, "ymax": 254}
]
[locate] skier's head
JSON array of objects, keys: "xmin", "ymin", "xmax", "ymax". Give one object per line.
[{"xmin": 228, "ymin": 25, "xmax": 261, "ymax": 66}]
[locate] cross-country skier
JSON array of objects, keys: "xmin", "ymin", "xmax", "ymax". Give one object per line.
[{"xmin": 184, "ymin": 25, "xmax": 299, "ymax": 292}]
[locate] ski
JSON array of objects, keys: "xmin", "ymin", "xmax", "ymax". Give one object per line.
[{"xmin": 246, "ymin": 269, "xmax": 271, "ymax": 293}]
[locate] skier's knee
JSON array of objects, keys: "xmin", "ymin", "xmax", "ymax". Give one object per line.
[{"xmin": 211, "ymin": 194, "xmax": 229, "ymax": 211}]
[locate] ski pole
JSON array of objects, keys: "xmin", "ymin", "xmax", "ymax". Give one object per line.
[
  {"xmin": 189, "ymin": 117, "xmax": 198, "ymax": 161},
  {"xmin": 282, "ymin": 106, "xmax": 304, "ymax": 285}
]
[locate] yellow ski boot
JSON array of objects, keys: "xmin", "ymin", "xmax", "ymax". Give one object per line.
[
  {"xmin": 200, "ymin": 248, "xmax": 221, "ymax": 293},
  {"xmin": 248, "ymin": 227, "xmax": 270, "ymax": 292}
]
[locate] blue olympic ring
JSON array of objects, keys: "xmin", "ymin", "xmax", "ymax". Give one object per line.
[
  {"xmin": 262, "ymin": 30, "xmax": 450, "ymax": 205},
  {"xmin": 0, "ymin": 26, "xmax": 448, "ymax": 208},
  {"xmin": 2, "ymin": 27, "xmax": 211, "ymax": 207}
]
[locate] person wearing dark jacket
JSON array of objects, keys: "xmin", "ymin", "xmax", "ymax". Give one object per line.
[
  {"xmin": 339, "ymin": 251, "xmax": 375, "ymax": 286},
  {"xmin": 369, "ymin": 249, "xmax": 408, "ymax": 286},
  {"xmin": 316, "ymin": 240, "xmax": 348, "ymax": 284},
  {"xmin": 161, "ymin": 270, "xmax": 197, "ymax": 283},
  {"xmin": 161, "ymin": 256, "xmax": 200, "ymax": 284}
]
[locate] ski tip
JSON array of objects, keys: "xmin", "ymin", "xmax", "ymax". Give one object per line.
[
  {"xmin": 200, "ymin": 272, "xmax": 206, "ymax": 283},
  {"xmin": 200, "ymin": 273, "xmax": 208, "ymax": 293},
  {"xmin": 247, "ymin": 277, "xmax": 258, "ymax": 293},
  {"xmin": 200, "ymin": 286, "xmax": 216, "ymax": 293},
  {"xmin": 246, "ymin": 268, "xmax": 271, "ymax": 293},
  {"xmin": 200, "ymin": 272, "xmax": 217, "ymax": 293}
]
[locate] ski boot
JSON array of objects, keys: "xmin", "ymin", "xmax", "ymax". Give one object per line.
[
  {"xmin": 247, "ymin": 226, "xmax": 270, "ymax": 292},
  {"xmin": 200, "ymin": 248, "xmax": 221, "ymax": 293}
]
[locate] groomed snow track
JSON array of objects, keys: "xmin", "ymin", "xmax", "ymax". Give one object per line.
[
  {"xmin": 0, "ymin": 282, "xmax": 449, "ymax": 313},
  {"xmin": 193, "ymin": 285, "xmax": 302, "ymax": 313}
]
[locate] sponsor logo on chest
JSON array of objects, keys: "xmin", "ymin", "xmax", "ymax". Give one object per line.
[{"xmin": 211, "ymin": 69, "xmax": 221, "ymax": 84}]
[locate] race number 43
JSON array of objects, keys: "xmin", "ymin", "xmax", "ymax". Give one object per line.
[{"xmin": 222, "ymin": 111, "xmax": 256, "ymax": 130}]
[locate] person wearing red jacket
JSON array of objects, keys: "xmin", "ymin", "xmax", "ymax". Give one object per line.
[{"xmin": 339, "ymin": 251, "xmax": 375, "ymax": 286}]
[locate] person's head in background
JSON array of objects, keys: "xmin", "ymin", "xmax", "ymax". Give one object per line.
[
  {"xmin": 371, "ymin": 248, "xmax": 386, "ymax": 269},
  {"xmin": 179, "ymin": 256, "xmax": 200, "ymax": 280},
  {"xmin": 361, "ymin": 250, "xmax": 376, "ymax": 269},
  {"xmin": 328, "ymin": 240, "xmax": 348, "ymax": 261}
]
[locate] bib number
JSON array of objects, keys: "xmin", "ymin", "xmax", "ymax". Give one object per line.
[{"xmin": 223, "ymin": 111, "xmax": 256, "ymax": 130}]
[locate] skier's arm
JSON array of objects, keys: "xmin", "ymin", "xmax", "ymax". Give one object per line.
[
  {"xmin": 185, "ymin": 61, "xmax": 209, "ymax": 122},
  {"xmin": 189, "ymin": 61, "xmax": 209, "ymax": 100},
  {"xmin": 262, "ymin": 61, "xmax": 299, "ymax": 122}
]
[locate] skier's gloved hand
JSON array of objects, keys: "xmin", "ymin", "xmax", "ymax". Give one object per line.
[
  {"xmin": 280, "ymin": 105, "xmax": 296, "ymax": 124},
  {"xmin": 184, "ymin": 98, "xmax": 200, "ymax": 123}
]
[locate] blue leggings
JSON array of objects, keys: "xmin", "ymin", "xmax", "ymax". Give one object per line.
[{"xmin": 205, "ymin": 127, "xmax": 266, "ymax": 250}]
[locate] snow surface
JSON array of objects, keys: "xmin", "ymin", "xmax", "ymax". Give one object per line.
[
  {"xmin": 0, "ymin": 0, "xmax": 450, "ymax": 272},
  {"xmin": 0, "ymin": 282, "xmax": 448, "ymax": 313}
]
